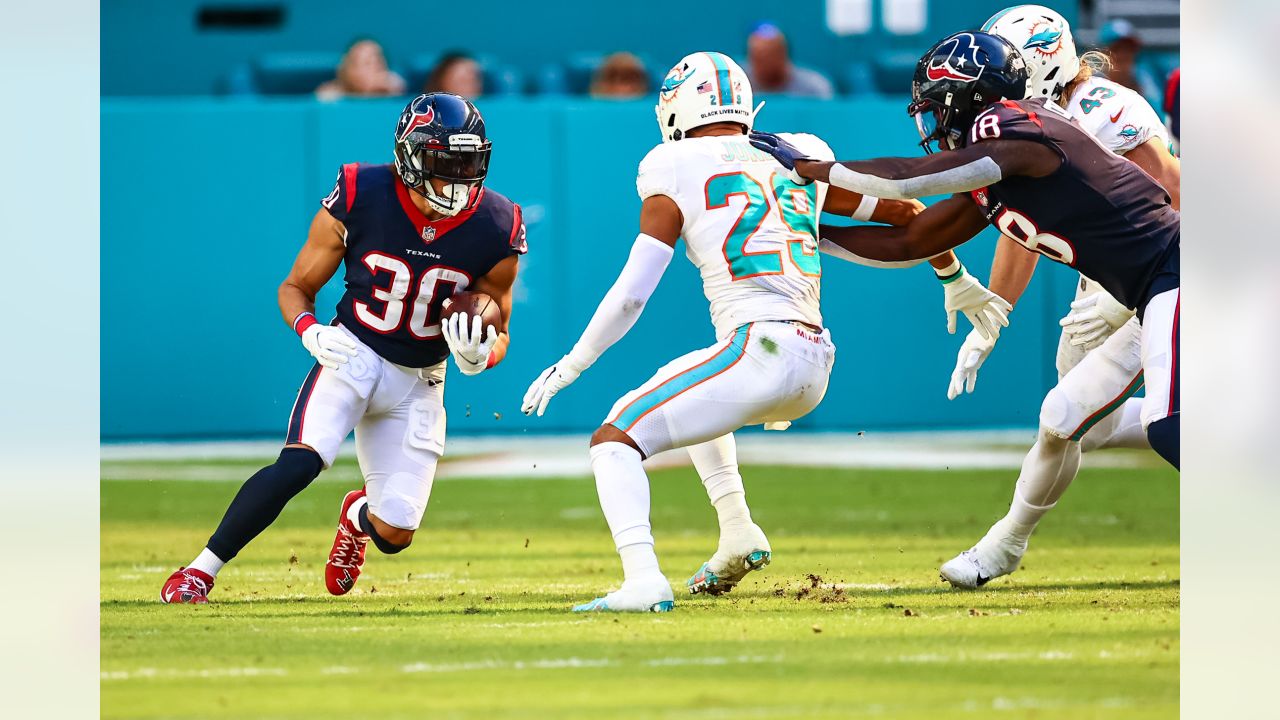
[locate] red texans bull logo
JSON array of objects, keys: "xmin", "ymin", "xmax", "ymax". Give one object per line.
[
  {"xmin": 397, "ymin": 105, "xmax": 435, "ymax": 142},
  {"xmin": 926, "ymin": 33, "xmax": 987, "ymax": 82}
]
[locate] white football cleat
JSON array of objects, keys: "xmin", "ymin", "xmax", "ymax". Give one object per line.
[
  {"xmin": 573, "ymin": 576, "xmax": 675, "ymax": 613},
  {"xmin": 940, "ymin": 523, "xmax": 1028, "ymax": 589},
  {"xmin": 687, "ymin": 522, "xmax": 772, "ymax": 596}
]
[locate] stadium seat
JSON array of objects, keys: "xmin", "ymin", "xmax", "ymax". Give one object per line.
[
  {"xmin": 871, "ymin": 51, "xmax": 920, "ymax": 95},
  {"xmin": 563, "ymin": 52, "xmax": 606, "ymax": 95},
  {"xmin": 251, "ymin": 52, "xmax": 344, "ymax": 95},
  {"xmin": 531, "ymin": 64, "xmax": 567, "ymax": 96},
  {"xmin": 840, "ymin": 61, "xmax": 878, "ymax": 97}
]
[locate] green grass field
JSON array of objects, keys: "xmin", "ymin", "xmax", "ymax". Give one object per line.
[{"xmin": 102, "ymin": 456, "xmax": 1178, "ymax": 719}]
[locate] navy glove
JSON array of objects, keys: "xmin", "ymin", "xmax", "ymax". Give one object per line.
[{"xmin": 748, "ymin": 131, "xmax": 813, "ymax": 185}]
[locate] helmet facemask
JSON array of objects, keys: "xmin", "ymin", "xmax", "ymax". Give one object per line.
[
  {"xmin": 908, "ymin": 97, "xmax": 969, "ymax": 154},
  {"xmin": 395, "ymin": 136, "xmax": 491, "ymax": 217}
]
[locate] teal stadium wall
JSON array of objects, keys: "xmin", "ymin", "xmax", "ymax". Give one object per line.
[{"xmin": 101, "ymin": 97, "xmax": 1080, "ymax": 440}]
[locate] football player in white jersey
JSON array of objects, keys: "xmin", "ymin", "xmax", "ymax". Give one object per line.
[
  {"xmin": 939, "ymin": 6, "xmax": 1182, "ymax": 588},
  {"xmin": 521, "ymin": 51, "xmax": 1012, "ymax": 612}
]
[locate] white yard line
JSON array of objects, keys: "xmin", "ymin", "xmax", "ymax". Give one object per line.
[
  {"xmin": 103, "ymin": 654, "xmax": 782, "ymax": 681},
  {"xmin": 101, "ymin": 431, "xmax": 1160, "ymax": 479}
]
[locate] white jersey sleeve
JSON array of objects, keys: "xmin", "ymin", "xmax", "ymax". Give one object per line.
[
  {"xmin": 636, "ymin": 143, "xmax": 679, "ymax": 201},
  {"xmin": 1067, "ymin": 77, "xmax": 1169, "ymax": 154}
]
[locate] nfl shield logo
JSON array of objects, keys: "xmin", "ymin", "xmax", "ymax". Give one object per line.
[{"xmin": 422, "ymin": 226, "xmax": 437, "ymax": 243}]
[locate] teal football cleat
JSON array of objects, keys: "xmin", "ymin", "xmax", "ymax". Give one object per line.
[
  {"xmin": 573, "ymin": 577, "xmax": 675, "ymax": 613},
  {"xmin": 687, "ymin": 523, "xmax": 773, "ymax": 596},
  {"xmin": 687, "ymin": 549, "xmax": 771, "ymax": 595}
]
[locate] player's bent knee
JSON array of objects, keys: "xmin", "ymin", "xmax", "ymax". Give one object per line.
[
  {"xmin": 274, "ymin": 446, "xmax": 325, "ymax": 484},
  {"xmin": 1037, "ymin": 386, "xmax": 1078, "ymax": 441},
  {"xmin": 590, "ymin": 424, "xmax": 639, "ymax": 452},
  {"xmin": 365, "ymin": 512, "xmax": 414, "ymax": 554}
]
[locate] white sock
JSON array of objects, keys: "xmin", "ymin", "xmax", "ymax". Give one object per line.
[
  {"xmin": 188, "ymin": 547, "xmax": 225, "ymax": 577},
  {"xmin": 687, "ymin": 435, "xmax": 752, "ymax": 531},
  {"xmin": 346, "ymin": 495, "xmax": 369, "ymax": 531},
  {"xmin": 618, "ymin": 542, "xmax": 661, "ymax": 583},
  {"xmin": 590, "ymin": 442, "xmax": 662, "ymax": 582},
  {"xmin": 711, "ymin": 492, "xmax": 752, "ymax": 531},
  {"xmin": 1000, "ymin": 429, "xmax": 1081, "ymax": 543}
]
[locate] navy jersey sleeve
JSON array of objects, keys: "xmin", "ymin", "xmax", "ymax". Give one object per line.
[
  {"xmin": 483, "ymin": 191, "xmax": 528, "ymax": 258},
  {"xmin": 508, "ymin": 203, "xmax": 528, "ymax": 255},
  {"xmin": 320, "ymin": 163, "xmax": 360, "ymax": 223}
]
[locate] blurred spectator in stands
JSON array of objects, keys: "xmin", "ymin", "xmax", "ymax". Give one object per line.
[
  {"xmin": 745, "ymin": 22, "xmax": 834, "ymax": 98},
  {"xmin": 1098, "ymin": 19, "xmax": 1158, "ymax": 100},
  {"xmin": 590, "ymin": 52, "xmax": 650, "ymax": 99},
  {"xmin": 315, "ymin": 38, "xmax": 406, "ymax": 100},
  {"xmin": 425, "ymin": 52, "xmax": 483, "ymax": 99},
  {"xmin": 1163, "ymin": 67, "xmax": 1180, "ymax": 154}
]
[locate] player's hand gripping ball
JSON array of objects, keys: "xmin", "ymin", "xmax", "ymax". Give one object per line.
[{"xmin": 441, "ymin": 291, "xmax": 502, "ymax": 375}]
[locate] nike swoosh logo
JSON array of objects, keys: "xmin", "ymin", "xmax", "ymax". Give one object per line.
[
  {"xmin": 1109, "ymin": 109, "xmax": 1124, "ymax": 123},
  {"xmin": 975, "ymin": 573, "xmax": 991, "ymax": 586},
  {"xmin": 163, "ymin": 589, "xmax": 176, "ymax": 603}
]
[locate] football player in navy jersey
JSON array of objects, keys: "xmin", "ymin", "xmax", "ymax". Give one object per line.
[
  {"xmin": 161, "ymin": 93, "xmax": 528, "ymax": 603},
  {"xmin": 750, "ymin": 31, "xmax": 1179, "ymax": 582}
]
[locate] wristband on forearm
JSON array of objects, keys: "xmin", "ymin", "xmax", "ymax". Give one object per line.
[
  {"xmin": 293, "ymin": 311, "xmax": 318, "ymax": 336},
  {"xmin": 934, "ymin": 257, "xmax": 964, "ymax": 284},
  {"xmin": 850, "ymin": 194, "xmax": 879, "ymax": 222}
]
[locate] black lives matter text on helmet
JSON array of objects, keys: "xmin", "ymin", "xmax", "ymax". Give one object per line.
[
  {"xmin": 907, "ymin": 32, "xmax": 1030, "ymax": 153},
  {"xmin": 393, "ymin": 93, "xmax": 493, "ymax": 215}
]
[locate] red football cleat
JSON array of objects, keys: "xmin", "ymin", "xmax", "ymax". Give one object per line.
[
  {"xmin": 160, "ymin": 567, "xmax": 215, "ymax": 604},
  {"xmin": 325, "ymin": 489, "xmax": 370, "ymax": 596}
]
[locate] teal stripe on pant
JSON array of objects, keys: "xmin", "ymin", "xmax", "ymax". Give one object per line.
[{"xmin": 611, "ymin": 324, "xmax": 752, "ymax": 431}]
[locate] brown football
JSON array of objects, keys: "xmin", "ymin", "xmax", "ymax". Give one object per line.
[{"xmin": 441, "ymin": 291, "xmax": 502, "ymax": 341}]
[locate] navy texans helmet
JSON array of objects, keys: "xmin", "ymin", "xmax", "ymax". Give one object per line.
[
  {"xmin": 908, "ymin": 31, "xmax": 1029, "ymax": 153},
  {"xmin": 393, "ymin": 93, "xmax": 492, "ymax": 216}
]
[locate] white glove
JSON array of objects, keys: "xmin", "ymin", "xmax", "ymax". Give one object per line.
[
  {"xmin": 442, "ymin": 311, "xmax": 499, "ymax": 376},
  {"xmin": 521, "ymin": 355, "xmax": 587, "ymax": 417},
  {"xmin": 948, "ymin": 328, "xmax": 1000, "ymax": 400},
  {"xmin": 301, "ymin": 324, "xmax": 358, "ymax": 370},
  {"xmin": 1059, "ymin": 291, "xmax": 1135, "ymax": 350},
  {"xmin": 941, "ymin": 267, "xmax": 1012, "ymax": 341}
]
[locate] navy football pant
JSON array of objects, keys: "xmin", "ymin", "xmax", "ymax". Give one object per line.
[{"xmin": 206, "ymin": 447, "xmax": 323, "ymax": 562}]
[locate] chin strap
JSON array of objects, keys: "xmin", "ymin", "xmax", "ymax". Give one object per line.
[{"xmin": 750, "ymin": 101, "xmax": 767, "ymax": 126}]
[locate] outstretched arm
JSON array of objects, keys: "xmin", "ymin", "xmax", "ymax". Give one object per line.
[
  {"xmin": 821, "ymin": 194, "xmax": 989, "ymax": 263},
  {"xmin": 751, "ymin": 131, "xmax": 1059, "ymax": 200},
  {"xmin": 805, "ymin": 140, "xmax": 1058, "ymax": 199},
  {"xmin": 522, "ymin": 195, "xmax": 680, "ymax": 416},
  {"xmin": 821, "ymin": 186, "xmax": 960, "ymax": 271}
]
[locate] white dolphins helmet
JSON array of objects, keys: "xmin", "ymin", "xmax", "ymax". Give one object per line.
[
  {"xmin": 655, "ymin": 51, "xmax": 754, "ymax": 142},
  {"xmin": 982, "ymin": 5, "xmax": 1081, "ymax": 101}
]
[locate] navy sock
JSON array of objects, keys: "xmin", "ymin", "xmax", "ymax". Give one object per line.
[
  {"xmin": 1146, "ymin": 416, "xmax": 1180, "ymax": 470},
  {"xmin": 206, "ymin": 447, "xmax": 324, "ymax": 562},
  {"xmin": 358, "ymin": 504, "xmax": 410, "ymax": 555}
]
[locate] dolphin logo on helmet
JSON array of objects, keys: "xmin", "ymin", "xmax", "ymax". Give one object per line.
[
  {"xmin": 983, "ymin": 5, "xmax": 1081, "ymax": 100},
  {"xmin": 1024, "ymin": 27, "xmax": 1063, "ymax": 52}
]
